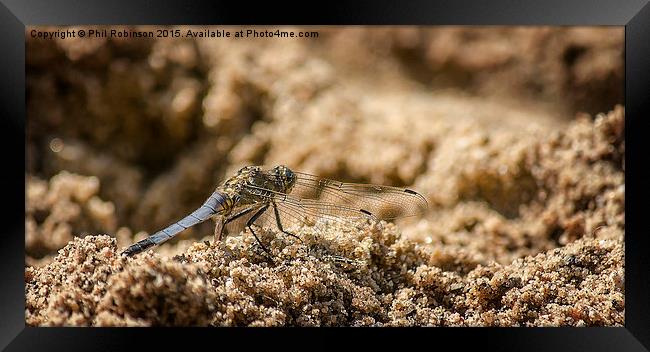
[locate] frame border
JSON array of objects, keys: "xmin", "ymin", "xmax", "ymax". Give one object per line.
[{"xmin": 2, "ymin": 0, "xmax": 648, "ymax": 350}]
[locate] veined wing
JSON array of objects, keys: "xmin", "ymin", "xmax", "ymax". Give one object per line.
[
  {"xmin": 243, "ymin": 185, "xmax": 381, "ymax": 232},
  {"xmin": 289, "ymin": 171, "xmax": 428, "ymax": 220},
  {"xmin": 241, "ymin": 172, "xmax": 428, "ymax": 232}
]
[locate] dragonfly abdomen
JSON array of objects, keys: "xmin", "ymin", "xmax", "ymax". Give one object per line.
[{"xmin": 121, "ymin": 191, "xmax": 229, "ymax": 256}]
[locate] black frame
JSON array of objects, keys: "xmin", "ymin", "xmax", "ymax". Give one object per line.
[{"xmin": 2, "ymin": 0, "xmax": 649, "ymax": 351}]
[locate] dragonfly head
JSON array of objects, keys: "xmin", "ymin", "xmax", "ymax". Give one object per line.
[{"xmin": 272, "ymin": 165, "xmax": 296, "ymax": 192}]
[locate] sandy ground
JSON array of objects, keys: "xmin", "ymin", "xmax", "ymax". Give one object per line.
[{"xmin": 25, "ymin": 26, "xmax": 624, "ymax": 326}]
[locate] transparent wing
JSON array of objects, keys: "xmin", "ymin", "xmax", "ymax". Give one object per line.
[
  {"xmin": 289, "ymin": 171, "xmax": 428, "ymax": 220},
  {"xmin": 252, "ymin": 190, "xmax": 379, "ymax": 233},
  {"xmin": 240, "ymin": 170, "xmax": 428, "ymax": 233}
]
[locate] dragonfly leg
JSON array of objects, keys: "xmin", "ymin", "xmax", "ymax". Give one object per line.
[
  {"xmin": 246, "ymin": 203, "xmax": 273, "ymax": 258},
  {"xmin": 271, "ymin": 200, "xmax": 303, "ymax": 244},
  {"xmin": 213, "ymin": 216, "xmax": 225, "ymax": 242},
  {"xmin": 220, "ymin": 206, "xmax": 258, "ymax": 241}
]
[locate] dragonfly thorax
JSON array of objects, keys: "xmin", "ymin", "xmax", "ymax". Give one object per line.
[
  {"xmin": 243, "ymin": 165, "xmax": 296, "ymax": 195},
  {"xmin": 221, "ymin": 166, "xmax": 297, "ymax": 207}
]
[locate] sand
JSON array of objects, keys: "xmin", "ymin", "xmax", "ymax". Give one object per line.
[{"xmin": 25, "ymin": 26, "xmax": 624, "ymax": 326}]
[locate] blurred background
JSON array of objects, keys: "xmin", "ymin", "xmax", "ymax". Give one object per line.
[{"xmin": 25, "ymin": 26, "xmax": 624, "ymax": 266}]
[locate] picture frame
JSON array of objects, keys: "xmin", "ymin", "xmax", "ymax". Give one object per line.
[{"xmin": 2, "ymin": 0, "xmax": 648, "ymax": 350}]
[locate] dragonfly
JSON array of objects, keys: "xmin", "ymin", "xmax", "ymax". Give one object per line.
[{"xmin": 122, "ymin": 165, "xmax": 428, "ymax": 257}]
